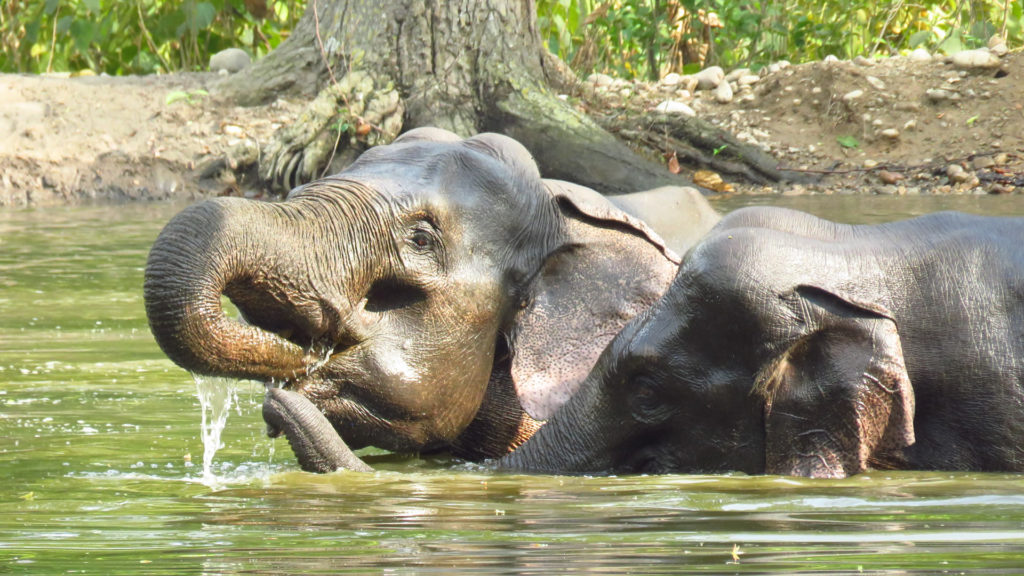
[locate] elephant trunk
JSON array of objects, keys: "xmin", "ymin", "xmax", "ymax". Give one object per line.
[
  {"xmin": 498, "ymin": 374, "xmax": 616, "ymax": 474},
  {"xmin": 264, "ymin": 388, "xmax": 372, "ymax": 472},
  {"xmin": 144, "ymin": 198, "xmax": 309, "ymax": 382}
]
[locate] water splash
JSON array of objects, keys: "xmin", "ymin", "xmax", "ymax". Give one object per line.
[{"xmin": 193, "ymin": 374, "xmax": 239, "ymax": 485}]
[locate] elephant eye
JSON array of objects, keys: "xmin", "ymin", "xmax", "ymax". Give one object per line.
[{"xmin": 410, "ymin": 230, "xmax": 432, "ymax": 249}]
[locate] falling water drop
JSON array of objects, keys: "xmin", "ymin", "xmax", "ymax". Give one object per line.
[{"xmin": 193, "ymin": 374, "xmax": 239, "ymax": 485}]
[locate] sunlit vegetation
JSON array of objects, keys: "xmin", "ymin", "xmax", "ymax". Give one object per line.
[{"xmin": 1, "ymin": 0, "xmax": 1020, "ymax": 76}]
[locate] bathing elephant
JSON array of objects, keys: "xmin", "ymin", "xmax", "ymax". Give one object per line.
[
  {"xmin": 144, "ymin": 127, "xmax": 719, "ymax": 469},
  {"xmin": 268, "ymin": 206, "xmax": 1024, "ymax": 477},
  {"xmin": 503, "ymin": 206, "xmax": 1024, "ymax": 477}
]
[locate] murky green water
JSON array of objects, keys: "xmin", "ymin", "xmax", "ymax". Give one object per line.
[{"xmin": 2, "ymin": 196, "xmax": 1024, "ymax": 575}]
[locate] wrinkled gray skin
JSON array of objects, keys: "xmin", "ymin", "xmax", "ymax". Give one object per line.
[
  {"xmin": 145, "ymin": 128, "xmax": 719, "ymax": 472},
  {"xmin": 504, "ymin": 207, "xmax": 1024, "ymax": 478}
]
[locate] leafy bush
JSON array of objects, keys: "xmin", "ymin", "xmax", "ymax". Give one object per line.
[
  {"xmin": 537, "ymin": 0, "xmax": 1022, "ymax": 79},
  {"xmin": 0, "ymin": 0, "xmax": 305, "ymax": 74}
]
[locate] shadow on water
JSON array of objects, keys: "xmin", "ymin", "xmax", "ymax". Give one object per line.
[{"xmin": 2, "ymin": 198, "xmax": 1023, "ymax": 574}]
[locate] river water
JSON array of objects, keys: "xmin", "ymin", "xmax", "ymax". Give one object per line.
[{"xmin": 2, "ymin": 196, "xmax": 1023, "ymax": 574}]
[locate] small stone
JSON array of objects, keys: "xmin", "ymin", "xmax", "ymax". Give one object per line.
[
  {"xmin": 994, "ymin": 153, "xmax": 1009, "ymax": 165},
  {"xmin": 876, "ymin": 185, "xmax": 899, "ymax": 195},
  {"xmin": 864, "ymin": 159, "xmax": 879, "ymax": 169},
  {"xmin": 879, "ymin": 170, "xmax": 905, "ymax": 184},
  {"xmin": 586, "ymin": 73, "xmax": 615, "ymax": 87},
  {"xmin": 724, "ymin": 68, "xmax": 750, "ymax": 83},
  {"xmin": 661, "ymin": 72, "xmax": 683, "ymax": 86},
  {"xmin": 908, "ymin": 48, "xmax": 933, "ymax": 62},
  {"xmin": 972, "ymin": 156, "xmax": 996, "ymax": 170},
  {"xmin": 946, "ymin": 164, "xmax": 970, "ymax": 183},
  {"xmin": 209, "ymin": 48, "xmax": 251, "ymax": 74},
  {"xmin": 823, "ymin": 55, "xmax": 840, "ymax": 63},
  {"xmin": 894, "ymin": 101, "xmax": 921, "ymax": 111},
  {"xmin": 951, "ymin": 48, "xmax": 1001, "ymax": 69},
  {"xmin": 903, "ymin": 119, "xmax": 917, "ymax": 131},
  {"xmin": 880, "ymin": 128, "xmax": 900, "ymax": 139},
  {"xmin": 737, "ymin": 74, "xmax": 761, "ymax": 87},
  {"xmin": 854, "ymin": 55, "xmax": 875, "ymax": 67},
  {"xmin": 989, "ymin": 183, "xmax": 1014, "ymax": 195},
  {"xmin": 843, "ymin": 89, "xmax": 864, "ymax": 102},
  {"xmin": 926, "ymin": 88, "xmax": 960, "ymax": 102},
  {"xmin": 988, "ymin": 35, "xmax": 1009, "ymax": 57},
  {"xmin": 713, "ymin": 80, "xmax": 734, "ymax": 103},
  {"xmin": 766, "ymin": 60, "xmax": 791, "ymax": 75},
  {"xmin": 866, "ymin": 76, "xmax": 886, "ymax": 91},
  {"xmin": 693, "ymin": 66, "xmax": 725, "ymax": 90},
  {"xmin": 654, "ymin": 100, "xmax": 696, "ymax": 117}
]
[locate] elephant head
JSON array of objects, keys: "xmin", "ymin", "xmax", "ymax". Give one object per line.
[
  {"xmin": 502, "ymin": 210, "xmax": 918, "ymax": 478},
  {"xmin": 145, "ymin": 128, "xmax": 689, "ymax": 468}
]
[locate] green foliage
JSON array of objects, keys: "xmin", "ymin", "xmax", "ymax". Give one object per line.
[
  {"xmin": 537, "ymin": 0, "xmax": 1023, "ymax": 80},
  {"xmin": 836, "ymin": 135, "xmax": 860, "ymax": 149},
  {"xmin": 2, "ymin": 1, "xmax": 1020, "ymax": 78},
  {"xmin": 165, "ymin": 87, "xmax": 208, "ymax": 105},
  {"xmin": 0, "ymin": 0, "xmax": 306, "ymax": 74}
]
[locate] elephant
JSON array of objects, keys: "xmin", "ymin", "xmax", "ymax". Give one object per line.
[
  {"xmin": 265, "ymin": 206, "xmax": 1024, "ymax": 478},
  {"xmin": 144, "ymin": 127, "xmax": 719, "ymax": 468}
]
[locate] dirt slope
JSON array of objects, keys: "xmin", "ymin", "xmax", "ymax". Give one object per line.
[{"xmin": 0, "ymin": 49, "xmax": 1021, "ymax": 207}]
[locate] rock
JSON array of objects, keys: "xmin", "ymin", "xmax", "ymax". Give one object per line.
[
  {"xmin": 972, "ymin": 155, "xmax": 996, "ymax": 170},
  {"xmin": 926, "ymin": 88, "xmax": 960, "ymax": 102},
  {"xmin": 713, "ymin": 81, "xmax": 733, "ymax": 103},
  {"xmin": 950, "ymin": 48, "xmax": 1001, "ymax": 69},
  {"xmin": 660, "ymin": 72, "xmax": 683, "ymax": 86},
  {"xmin": 724, "ymin": 68, "xmax": 750, "ymax": 83},
  {"xmin": 988, "ymin": 35, "xmax": 1009, "ymax": 57},
  {"xmin": 842, "ymin": 89, "xmax": 864, "ymax": 102},
  {"xmin": 946, "ymin": 164, "xmax": 970, "ymax": 183},
  {"xmin": 989, "ymin": 183, "xmax": 1014, "ymax": 194},
  {"xmin": 763, "ymin": 60, "xmax": 791, "ymax": 76},
  {"xmin": 994, "ymin": 152, "xmax": 1010, "ymax": 165},
  {"xmin": 863, "ymin": 159, "xmax": 879, "ymax": 169},
  {"xmin": 903, "ymin": 119, "xmax": 917, "ymax": 131},
  {"xmin": 854, "ymin": 55, "xmax": 875, "ymax": 67},
  {"xmin": 878, "ymin": 170, "xmax": 905, "ymax": 184},
  {"xmin": 879, "ymin": 128, "xmax": 900, "ymax": 139},
  {"xmin": 908, "ymin": 48, "xmax": 933, "ymax": 62},
  {"xmin": 823, "ymin": 55, "xmax": 840, "ymax": 63},
  {"xmin": 654, "ymin": 100, "xmax": 696, "ymax": 117},
  {"xmin": 586, "ymin": 73, "xmax": 615, "ymax": 87},
  {"xmin": 693, "ymin": 66, "xmax": 725, "ymax": 90},
  {"xmin": 209, "ymin": 48, "xmax": 251, "ymax": 74},
  {"xmin": 737, "ymin": 74, "xmax": 760, "ymax": 87},
  {"xmin": 866, "ymin": 76, "xmax": 886, "ymax": 91}
]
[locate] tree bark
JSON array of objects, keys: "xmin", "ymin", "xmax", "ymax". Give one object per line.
[{"xmin": 215, "ymin": 0, "xmax": 779, "ymax": 195}]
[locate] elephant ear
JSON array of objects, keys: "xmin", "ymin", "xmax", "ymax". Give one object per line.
[
  {"xmin": 757, "ymin": 285, "xmax": 916, "ymax": 478},
  {"xmin": 510, "ymin": 180, "xmax": 679, "ymax": 421}
]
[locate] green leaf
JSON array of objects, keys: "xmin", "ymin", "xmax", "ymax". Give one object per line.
[
  {"xmin": 966, "ymin": 115, "xmax": 979, "ymax": 126},
  {"xmin": 165, "ymin": 91, "xmax": 191, "ymax": 105},
  {"xmin": 836, "ymin": 135, "xmax": 860, "ymax": 149},
  {"xmin": 909, "ymin": 30, "xmax": 933, "ymax": 49}
]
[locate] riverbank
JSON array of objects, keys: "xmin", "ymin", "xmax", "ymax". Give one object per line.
[{"xmin": 1, "ymin": 48, "xmax": 1021, "ymax": 207}]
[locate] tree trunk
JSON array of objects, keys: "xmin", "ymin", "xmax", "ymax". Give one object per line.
[{"xmin": 215, "ymin": 0, "xmax": 778, "ymax": 195}]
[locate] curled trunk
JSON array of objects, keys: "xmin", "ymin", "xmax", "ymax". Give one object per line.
[{"xmin": 144, "ymin": 197, "xmax": 309, "ymax": 381}]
